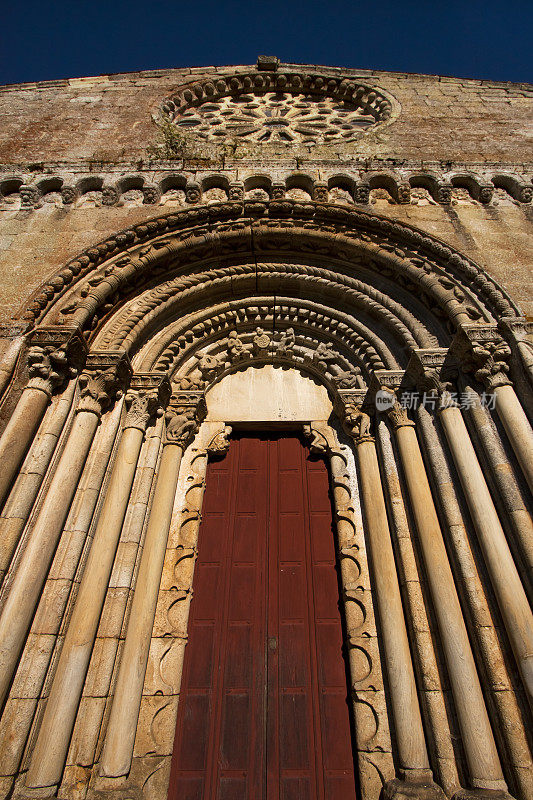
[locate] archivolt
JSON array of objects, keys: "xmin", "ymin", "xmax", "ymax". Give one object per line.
[{"xmin": 22, "ymin": 202, "xmax": 518, "ymax": 343}]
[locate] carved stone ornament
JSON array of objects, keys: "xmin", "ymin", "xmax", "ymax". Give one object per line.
[
  {"xmin": 77, "ymin": 351, "xmax": 132, "ymax": 417},
  {"xmin": 26, "ymin": 327, "xmax": 87, "ymax": 396},
  {"xmin": 453, "ymin": 324, "xmax": 512, "ymax": 390},
  {"xmin": 406, "ymin": 348, "xmax": 457, "ymax": 402},
  {"xmin": 343, "ymin": 403, "xmax": 374, "ymax": 443},
  {"xmin": 302, "ymin": 423, "xmax": 330, "ymax": 455},
  {"xmin": 207, "ymin": 425, "xmax": 233, "ymax": 455},
  {"xmin": 160, "ymin": 71, "xmax": 396, "ymax": 146},
  {"xmin": 123, "ymin": 373, "xmax": 171, "ymax": 432},
  {"xmin": 164, "ymin": 390, "xmax": 206, "ymax": 448}
]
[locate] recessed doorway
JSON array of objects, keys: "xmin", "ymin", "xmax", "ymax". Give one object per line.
[{"xmin": 168, "ymin": 434, "xmax": 357, "ymax": 800}]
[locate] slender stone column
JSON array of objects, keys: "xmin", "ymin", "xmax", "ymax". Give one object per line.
[
  {"xmin": 454, "ymin": 324, "xmax": 533, "ymax": 494},
  {"xmin": 0, "ymin": 379, "xmax": 76, "ymax": 583},
  {"xmin": 340, "ymin": 403, "xmax": 444, "ymax": 800},
  {"xmin": 26, "ymin": 376, "xmax": 169, "ymax": 790},
  {"xmin": 382, "ymin": 392, "xmax": 510, "ymax": 797},
  {"xmin": 494, "ymin": 384, "xmax": 533, "ymax": 495},
  {"xmin": 0, "ymin": 328, "xmax": 85, "ymax": 510},
  {"xmin": 305, "ymin": 419, "xmax": 396, "ymax": 794},
  {"xmin": 0, "ymin": 327, "xmax": 25, "ymax": 399},
  {"xmin": 100, "ymin": 393, "xmax": 204, "ymax": 778},
  {"xmin": 0, "ymin": 354, "xmax": 129, "ymax": 711},
  {"xmin": 461, "ymin": 384, "xmax": 533, "ymax": 585},
  {"xmin": 439, "ymin": 402, "xmax": 533, "ymax": 708},
  {"xmin": 416, "ymin": 404, "xmax": 533, "ymax": 800}
]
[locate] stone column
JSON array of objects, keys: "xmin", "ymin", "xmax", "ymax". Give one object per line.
[
  {"xmin": 381, "ymin": 390, "xmax": 511, "ymax": 798},
  {"xmin": 0, "ymin": 353, "xmax": 129, "ymax": 711},
  {"xmin": 461, "ymin": 383, "xmax": 533, "ymax": 587},
  {"xmin": 416, "ymin": 403, "xmax": 533, "ymax": 800},
  {"xmin": 493, "ymin": 384, "xmax": 533, "ymax": 494},
  {"xmin": 438, "ymin": 400, "xmax": 533, "ymax": 708},
  {"xmin": 339, "ymin": 403, "xmax": 444, "ymax": 800},
  {"xmin": 100, "ymin": 391, "xmax": 205, "ymax": 778},
  {"xmin": 26, "ymin": 374, "xmax": 169, "ymax": 791},
  {"xmin": 0, "ymin": 325, "xmax": 26, "ymax": 399},
  {"xmin": 454, "ymin": 324, "xmax": 533, "ymax": 494},
  {"xmin": 304, "ymin": 419, "xmax": 396, "ymax": 796},
  {"xmin": 0, "ymin": 328, "xmax": 86, "ymax": 510},
  {"xmin": 0, "ymin": 379, "xmax": 76, "ymax": 584}
]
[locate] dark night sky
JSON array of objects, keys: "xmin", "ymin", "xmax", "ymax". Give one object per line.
[{"xmin": 0, "ymin": 0, "xmax": 532, "ymax": 86}]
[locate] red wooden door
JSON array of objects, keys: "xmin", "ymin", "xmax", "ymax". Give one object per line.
[{"xmin": 168, "ymin": 435, "xmax": 357, "ymax": 800}]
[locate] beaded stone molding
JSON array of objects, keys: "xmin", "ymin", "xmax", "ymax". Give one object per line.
[{"xmin": 159, "ymin": 71, "xmax": 398, "ymax": 145}]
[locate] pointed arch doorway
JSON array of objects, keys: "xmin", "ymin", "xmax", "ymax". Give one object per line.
[{"xmin": 167, "ymin": 431, "xmax": 357, "ymax": 800}]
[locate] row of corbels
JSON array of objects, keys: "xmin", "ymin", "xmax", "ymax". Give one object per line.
[{"xmin": 1, "ymin": 171, "xmax": 532, "ymax": 210}]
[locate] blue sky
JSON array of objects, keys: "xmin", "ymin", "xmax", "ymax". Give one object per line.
[{"xmin": 1, "ymin": 0, "xmax": 531, "ymax": 85}]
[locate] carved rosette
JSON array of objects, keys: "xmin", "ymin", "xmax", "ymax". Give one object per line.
[
  {"xmin": 123, "ymin": 373, "xmax": 171, "ymax": 432},
  {"xmin": 164, "ymin": 390, "xmax": 206, "ymax": 448},
  {"xmin": 454, "ymin": 325, "xmax": 512, "ymax": 391},
  {"xmin": 26, "ymin": 327, "xmax": 87, "ymax": 397},
  {"xmin": 77, "ymin": 351, "xmax": 132, "ymax": 417}
]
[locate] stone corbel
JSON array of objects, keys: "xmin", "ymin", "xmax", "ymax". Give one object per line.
[
  {"xmin": 206, "ymin": 424, "xmax": 232, "ymax": 455},
  {"xmin": 25, "ymin": 326, "xmax": 87, "ymax": 397}
]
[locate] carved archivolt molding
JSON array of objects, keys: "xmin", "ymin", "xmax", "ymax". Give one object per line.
[{"xmin": 20, "ymin": 202, "xmax": 516, "ymax": 342}]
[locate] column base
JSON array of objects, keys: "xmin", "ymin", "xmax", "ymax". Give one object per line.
[
  {"xmin": 383, "ymin": 777, "xmax": 447, "ymax": 800},
  {"xmin": 452, "ymin": 790, "xmax": 515, "ymax": 800}
]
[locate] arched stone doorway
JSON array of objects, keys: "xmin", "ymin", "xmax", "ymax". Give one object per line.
[{"xmin": 0, "ymin": 201, "xmax": 531, "ymax": 800}]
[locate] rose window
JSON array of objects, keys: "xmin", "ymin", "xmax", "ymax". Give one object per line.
[
  {"xmin": 173, "ymin": 92, "xmax": 382, "ymax": 144},
  {"xmin": 161, "ymin": 71, "xmax": 396, "ymax": 146}
]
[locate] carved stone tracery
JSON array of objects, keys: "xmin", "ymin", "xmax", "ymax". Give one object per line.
[{"xmin": 160, "ymin": 71, "xmax": 396, "ymax": 145}]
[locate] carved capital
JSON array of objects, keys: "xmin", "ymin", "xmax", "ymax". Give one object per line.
[
  {"xmin": 383, "ymin": 393, "xmax": 416, "ymax": 429},
  {"xmin": 77, "ymin": 351, "xmax": 132, "ymax": 417},
  {"xmin": 368, "ymin": 374, "xmax": 416, "ymax": 429},
  {"xmin": 26, "ymin": 327, "xmax": 87, "ymax": 396},
  {"xmin": 334, "ymin": 391, "xmax": 374, "ymax": 444},
  {"xmin": 123, "ymin": 373, "xmax": 171, "ymax": 432},
  {"xmin": 164, "ymin": 390, "xmax": 206, "ymax": 448},
  {"xmin": 405, "ymin": 348, "xmax": 458, "ymax": 404},
  {"xmin": 453, "ymin": 324, "xmax": 512, "ymax": 390}
]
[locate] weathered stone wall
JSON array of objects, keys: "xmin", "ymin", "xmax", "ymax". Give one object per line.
[
  {"xmin": 0, "ymin": 62, "xmax": 532, "ymax": 800},
  {"xmin": 1, "ymin": 196, "xmax": 532, "ymax": 324}
]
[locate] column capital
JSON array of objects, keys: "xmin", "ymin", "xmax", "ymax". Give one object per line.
[
  {"xmin": 333, "ymin": 389, "xmax": 374, "ymax": 443},
  {"xmin": 25, "ymin": 326, "xmax": 87, "ymax": 397},
  {"xmin": 77, "ymin": 351, "xmax": 132, "ymax": 417},
  {"xmin": 123, "ymin": 373, "xmax": 171, "ymax": 432},
  {"xmin": 452, "ymin": 324, "xmax": 512, "ymax": 391},
  {"xmin": 367, "ymin": 371, "xmax": 417, "ymax": 430},
  {"xmin": 406, "ymin": 348, "xmax": 457, "ymax": 393},
  {"xmin": 164, "ymin": 389, "xmax": 206, "ymax": 448}
]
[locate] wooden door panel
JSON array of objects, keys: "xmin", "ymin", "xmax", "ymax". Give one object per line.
[{"xmin": 168, "ymin": 434, "xmax": 356, "ymax": 800}]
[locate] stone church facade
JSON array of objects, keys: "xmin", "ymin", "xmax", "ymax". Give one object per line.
[{"xmin": 0, "ymin": 58, "xmax": 531, "ymax": 800}]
